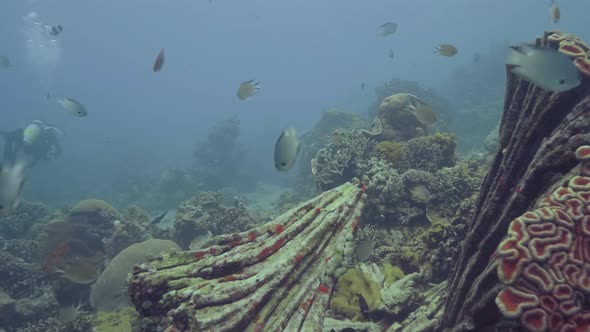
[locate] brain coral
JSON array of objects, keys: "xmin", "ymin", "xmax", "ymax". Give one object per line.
[
  {"xmin": 90, "ymin": 239, "xmax": 180, "ymax": 312},
  {"xmin": 494, "ymin": 145, "xmax": 590, "ymax": 332}
]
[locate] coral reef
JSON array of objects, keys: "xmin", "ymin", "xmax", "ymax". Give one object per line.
[
  {"xmin": 368, "ymin": 79, "xmax": 452, "ymax": 131},
  {"xmin": 128, "ymin": 182, "xmax": 366, "ymax": 331},
  {"xmin": 371, "ymin": 93, "xmax": 428, "ymax": 142},
  {"xmin": 90, "ymin": 239, "xmax": 180, "ymax": 312},
  {"xmin": 278, "ymin": 109, "xmax": 368, "ymax": 208},
  {"xmin": 0, "ymin": 202, "xmax": 48, "ymax": 239},
  {"xmin": 493, "ymin": 153, "xmax": 590, "ymax": 331},
  {"xmin": 437, "ymin": 31, "xmax": 590, "ymax": 331},
  {"xmin": 375, "ymin": 141, "xmax": 406, "ymax": 165},
  {"xmin": 104, "ymin": 205, "xmax": 152, "ymax": 258},
  {"xmin": 330, "ymin": 267, "xmax": 383, "ymax": 321},
  {"xmin": 91, "ymin": 306, "xmax": 137, "ymax": 332},
  {"xmin": 397, "ymin": 133, "xmax": 457, "ymax": 173},
  {"xmin": 0, "ymin": 237, "xmax": 43, "ymax": 298},
  {"xmin": 311, "ymin": 129, "xmax": 376, "ymax": 191},
  {"xmin": 172, "ymin": 191, "xmax": 261, "ymax": 249},
  {"xmin": 68, "ymin": 198, "xmax": 121, "ymax": 240},
  {"xmin": 37, "ymin": 218, "xmax": 105, "ymax": 285}
]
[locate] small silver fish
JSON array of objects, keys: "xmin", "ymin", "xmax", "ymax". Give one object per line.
[
  {"xmin": 274, "ymin": 127, "xmax": 300, "ymax": 172},
  {"xmin": 405, "ymin": 98, "xmax": 437, "ymax": 125},
  {"xmin": 388, "ymin": 49, "xmax": 395, "ymax": 59},
  {"xmin": 153, "ymin": 48, "xmax": 165, "ymax": 72},
  {"xmin": 355, "ymin": 238, "xmax": 376, "ymax": 262},
  {"xmin": 506, "ymin": 43, "xmax": 581, "ymax": 92},
  {"xmin": 56, "ymin": 98, "xmax": 88, "ymax": 117},
  {"xmin": 0, "ymin": 160, "xmax": 27, "ymax": 216},
  {"xmin": 378, "ymin": 22, "xmax": 397, "ymax": 37},
  {"xmin": 237, "ymin": 80, "xmax": 261, "ymax": 100},
  {"xmin": 0, "ymin": 56, "xmax": 11, "ymax": 69},
  {"xmin": 550, "ymin": 0, "xmax": 560, "ymax": 23}
]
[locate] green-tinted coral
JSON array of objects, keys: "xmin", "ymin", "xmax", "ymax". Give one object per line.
[
  {"xmin": 401, "ymin": 248, "xmax": 422, "ymax": 272},
  {"xmin": 91, "ymin": 306, "xmax": 137, "ymax": 332},
  {"xmin": 397, "ymin": 133, "xmax": 456, "ymax": 173},
  {"xmin": 431, "ymin": 132, "xmax": 457, "ymax": 159},
  {"xmin": 376, "ymin": 141, "xmax": 407, "ymax": 165},
  {"xmin": 382, "ymin": 263, "xmax": 405, "ymax": 286},
  {"xmin": 330, "ymin": 268, "xmax": 382, "ymax": 321},
  {"xmin": 70, "ymin": 199, "xmax": 118, "ymax": 215},
  {"xmin": 419, "ymin": 221, "xmax": 449, "ymax": 249}
]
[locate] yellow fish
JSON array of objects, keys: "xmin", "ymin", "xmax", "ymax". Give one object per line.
[
  {"xmin": 435, "ymin": 44, "xmax": 458, "ymax": 57},
  {"xmin": 409, "ymin": 185, "xmax": 431, "ymax": 203},
  {"xmin": 237, "ymin": 80, "xmax": 261, "ymax": 100}
]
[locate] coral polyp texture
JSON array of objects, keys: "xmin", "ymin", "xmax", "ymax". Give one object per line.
[
  {"xmin": 128, "ymin": 182, "xmax": 367, "ymax": 331},
  {"xmin": 549, "ymin": 30, "xmax": 590, "ymax": 77},
  {"xmin": 494, "ymin": 146, "xmax": 590, "ymax": 332},
  {"xmin": 438, "ymin": 31, "xmax": 590, "ymax": 331}
]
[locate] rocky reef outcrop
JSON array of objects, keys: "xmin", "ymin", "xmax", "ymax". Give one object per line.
[
  {"xmin": 129, "ymin": 181, "xmax": 367, "ymax": 331},
  {"xmin": 437, "ymin": 30, "xmax": 590, "ymax": 331},
  {"xmin": 172, "ymin": 191, "xmax": 262, "ymax": 249}
]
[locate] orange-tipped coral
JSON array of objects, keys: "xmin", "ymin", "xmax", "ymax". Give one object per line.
[
  {"xmin": 574, "ymin": 57, "xmax": 590, "ymax": 76},
  {"xmin": 559, "ymin": 41, "xmax": 586, "ymax": 57}
]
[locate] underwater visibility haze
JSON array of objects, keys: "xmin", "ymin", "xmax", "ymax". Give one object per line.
[{"xmin": 1, "ymin": 0, "xmax": 590, "ymax": 331}]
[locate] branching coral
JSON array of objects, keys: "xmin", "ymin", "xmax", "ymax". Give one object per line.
[
  {"xmin": 375, "ymin": 141, "xmax": 406, "ymax": 165},
  {"xmin": 0, "ymin": 237, "xmax": 43, "ymax": 298},
  {"xmin": 311, "ymin": 129, "xmax": 376, "ymax": 191},
  {"xmin": 172, "ymin": 191, "xmax": 261, "ymax": 249},
  {"xmin": 0, "ymin": 201, "xmax": 48, "ymax": 239},
  {"xmin": 397, "ymin": 133, "xmax": 456, "ymax": 173}
]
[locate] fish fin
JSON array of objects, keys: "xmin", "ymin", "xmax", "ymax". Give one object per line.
[
  {"xmin": 519, "ymin": 43, "xmax": 537, "ymax": 56},
  {"xmin": 506, "ymin": 46, "xmax": 525, "ymax": 66},
  {"xmin": 510, "ymin": 66, "xmax": 532, "ymax": 81},
  {"xmin": 404, "ymin": 97, "xmax": 416, "ymax": 112}
]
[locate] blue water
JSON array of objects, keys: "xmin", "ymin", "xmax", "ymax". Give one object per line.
[{"xmin": 0, "ymin": 0, "xmax": 589, "ymax": 206}]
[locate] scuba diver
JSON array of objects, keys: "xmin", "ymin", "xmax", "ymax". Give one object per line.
[
  {"xmin": 0, "ymin": 120, "xmax": 63, "ymax": 168},
  {"xmin": 48, "ymin": 25, "xmax": 63, "ymax": 37}
]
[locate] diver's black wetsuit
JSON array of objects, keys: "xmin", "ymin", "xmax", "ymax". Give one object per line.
[
  {"xmin": 0, "ymin": 129, "xmax": 24, "ymax": 165},
  {"xmin": 0, "ymin": 127, "xmax": 62, "ymax": 167}
]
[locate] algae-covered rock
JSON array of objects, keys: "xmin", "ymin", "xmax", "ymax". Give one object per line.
[
  {"xmin": 330, "ymin": 267, "xmax": 382, "ymax": 321},
  {"xmin": 91, "ymin": 306, "xmax": 137, "ymax": 332},
  {"xmin": 90, "ymin": 239, "xmax": 180, "ymax": 312},
  {"xmin": 373, "ymin": 93, "xmax": 427, "ymax": 142},
  {"xmin": 70, "ymin": 199, "xmax": 119, "ymax": 219},
  {"xmin": 375, "ymin": 141, "xmax": 406, "ymax": 165},
  {"xmin": 382, "ymin": 263, "xmax": 405, "ymax": 287}
]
